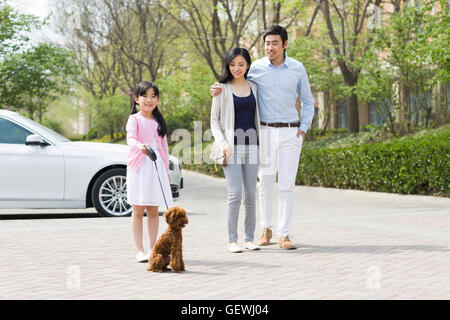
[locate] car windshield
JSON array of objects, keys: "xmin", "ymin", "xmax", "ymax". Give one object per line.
[{"xmin": 13, "ymin": 113, "xmax": 70, "ymax": 142}]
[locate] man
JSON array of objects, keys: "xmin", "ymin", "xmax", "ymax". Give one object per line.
[{"xmin": 210, "ymin": 25, "xmax": 314, "ymax": 249}]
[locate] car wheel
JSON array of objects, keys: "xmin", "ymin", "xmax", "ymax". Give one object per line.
[{"xmin": 92, "ymin": 168, "xmax": 132, "ymax": 217}]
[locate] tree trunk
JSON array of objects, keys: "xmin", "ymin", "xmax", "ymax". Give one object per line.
[
  {"xmin": 341, "ymin": 67, "xmax": 360, "ymax": 133},
  {"xmin": 401, "ymin": 83, "xmax": 411, "ymax": 133},
  {"xmin": 129, "ymin": 95, "xmax": 135, "ymax": 114},
  {"xmin": 272, "ymin": 1, "xmax": 281, "ymax": 24},
  {"xmin": 346, "ymin": 94, "xmax": 359, "ymax": 133},
  {"xmin": 321, "ymin": 90, "xmax": 332, "ymax": 135}
]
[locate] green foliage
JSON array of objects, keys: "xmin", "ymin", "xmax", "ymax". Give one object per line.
[
  {"xmin": 87, "ymin": 94, "xmax": 130, "ymax": 139},
  {"xmin": 78, "ymin": 56, "xmax": 216, "ymax": 140},
  {"xmin": 0, "ymin": 0, "xmax": 41, "ymax": 56},
  {"xmin": 358, "ymin": 1, "xmax": 450, "ymax": 131},
  {"xmin": 157, "ymin": 74, "xmax": 196, "ymax": 133},
  {"xmin": 0, "ymin": 1, "xmax": 79, "ymax": 122},
  {"xmin": 41, "ymin": 117, "xmax": 64, "ymax": 134},
  {"xmin": 287, "ymin": 35, "xmax": 348, "ymax": 133},
  {"xmin": 91, "ymin": 132, "xmax": 127, "ymax": 143},
  {"xmin": 0, "ymin": 43, "xmax": 79, "ymax": 120},
  {"xmin": 297, "ymin": 125, "xmax": 450, "ymax": 196},
  {"xmin": 181, "ymin": 62, "xmax": 217, "ymax": 129},
  {"xmin": 158, "ymin": 60, "xmax": 216, "ymax": 134},
  {"xmin": 287, "ymin": 36, "xmax": 347, "ymax": 100},
  {"xmin": 181, "ymin": 125, "xmax": 450, "ymax": 196},
  {"xmin": 356, "ymin": 45, "xmax": 398, "ymax": 133},
  {"xmin": 424, "ymin": 0, "xmax": 450, "ymax": 85},
  {"xmin": 305, "ymin": 126, "xmax": 391, "ymax": 149}
]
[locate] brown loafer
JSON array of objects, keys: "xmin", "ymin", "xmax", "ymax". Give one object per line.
[
  {"xmin": 258, "ymin": 228, "xmax": 272, "ymax": 246},
  {"xmin": 277, "ymin": 236, "xmax": 296, "ymax": 250}
]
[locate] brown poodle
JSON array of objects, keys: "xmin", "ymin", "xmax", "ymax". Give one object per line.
[{"xmin": 147, "ymin": 206, "xmax": 188, "ymax": 273}]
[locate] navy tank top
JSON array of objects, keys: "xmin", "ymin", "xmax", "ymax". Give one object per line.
[{"xmin": 233, "ymin": 89, "xmax": 257, "ymax": 145}]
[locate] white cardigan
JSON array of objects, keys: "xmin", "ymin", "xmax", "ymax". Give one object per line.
[{"xmin": 210, "ymin": 81, "xmax": 261, "ymax": 150}]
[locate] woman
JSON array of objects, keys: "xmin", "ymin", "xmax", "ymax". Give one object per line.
[{"xmin": 210, "ymin": 48, "xmax": 261, "ymax": 253}]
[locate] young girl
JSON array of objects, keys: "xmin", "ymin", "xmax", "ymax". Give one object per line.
[
  {"xmin": 126, "ymin": 81, "xmax": 173, "ymax": 262},
  {"xmin": 210, "ymin": 48, "xmax": 261, "ymax": 253}
]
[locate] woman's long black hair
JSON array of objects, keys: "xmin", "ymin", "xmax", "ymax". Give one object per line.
[
  {"xmin": 218, "ymin": 48, "xmax": 252, "ymax": 84},
  {"xmin": 130, "ymin": 81, "xmax": 168, "ymax": 137}
]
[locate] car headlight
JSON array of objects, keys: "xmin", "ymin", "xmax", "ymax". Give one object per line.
[{"xmin": 169, "ymin": 160, "xmax": 174, "ymax": 171}]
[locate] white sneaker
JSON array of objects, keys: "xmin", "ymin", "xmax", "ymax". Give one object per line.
[
  {"xmin": 244, "ymin": 242, "xmax": 260, "ymax": 250},
  {"xmin": 136, "ymin": 251, "xmax": 149, "ymax": 263},
  {"xmin": 228, "ymin": 242, "xmax": 243, "ymax": 253}
]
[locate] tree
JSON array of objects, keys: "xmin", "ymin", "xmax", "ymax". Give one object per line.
[
  {"xmin": 356, "ymin": 47, "xmax": 399, "ymax": 135},
  {"xmin": 0, "ymin": 43, "xmax": 79, "ymax": 121},
  {"xmin": 102, "ymin": 0, "xmax": 181, "ymax": 87},
  {"xmin": 54, "ymin": 0, "xmax": 121, "ymax": 98},
  {"xmin": 0, "ymin": 1, "xmax": 78, "ymax": 121},
  {"xmin": 160, "ymin": 0, "xmax": 300, "ymax": 79},
  {"xmin": 88, "ymin": 94, "xmax": 130, "ymax": 139},
  {"xmin": 0, "ymin": 0, "xmax": 41, "ymax": 57},
  {"xmin": 55, "ymin": 0, "xmax": 182, "ymax": 107},
  {"xmin": 288, "ymin": 35, "xmax": 347, "ymax": 134},
  {"xmin": 315, "ymin": 0, "xmax": 382, "ymax": 133},
  {"xmin": 363, "ymin": 1, "xmax": 449, "ymax": 132},
  {"xmin": 424, "ymin": 0, "xmax": 450, "ymax": 125}
]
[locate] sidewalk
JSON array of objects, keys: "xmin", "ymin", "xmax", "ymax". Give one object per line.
[{"xmin": 0, "ymin": 170, "xmax": 449, "ymax": 299}]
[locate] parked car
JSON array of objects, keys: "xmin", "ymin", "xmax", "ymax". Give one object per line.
[{"xmin": 0, "ymin": 109, "xmax": 183, "ymax": 217}]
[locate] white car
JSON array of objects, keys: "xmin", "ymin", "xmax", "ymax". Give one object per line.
[{"xmin": 0, "ymin": 109, "xmax": 183, "ymax": 217}]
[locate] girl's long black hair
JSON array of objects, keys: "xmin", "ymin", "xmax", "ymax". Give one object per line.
[
  {"xmin": 218, "ymin": 47, "xmax": 252, "ymax": 84},
  {"xmin": 130, "ymin": 81, "xmax": 168, "ymax": 137}
]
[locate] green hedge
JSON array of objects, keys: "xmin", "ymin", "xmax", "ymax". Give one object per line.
[
  {"xmin": 182, "ymin": 162, "xmax": 225, "ymax": 178},
  {"xmin": 174, "ymin": 125, "xmax": 449, "ymax": 196},
  {"xmin": 297, "ymin": 126, "xmax": 450, "ymax": 196}
]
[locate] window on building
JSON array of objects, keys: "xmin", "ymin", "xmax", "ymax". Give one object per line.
[
  {"xmin": 337, "ymin": 100, "xmax": 347, "ymax": 128},
  {"xmin": 410, "ymin": 89, "xmax": 432, "ymax": 122},
  {"xmin": 367, "ymin": 3, "xmax": 383, "ymax": 30},
  {"xmin": 369, "ymin": 100, "xmax": 389, "ymax": 125}
]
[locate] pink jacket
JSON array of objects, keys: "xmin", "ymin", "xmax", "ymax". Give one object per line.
[{"xmin": 126, "ymin": 113, "xmax": 169, "ymax": 175}]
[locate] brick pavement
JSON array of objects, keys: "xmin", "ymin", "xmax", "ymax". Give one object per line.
[{"xmin": 0, "ymin": 170, "xmax": 449, "ymax": 300}]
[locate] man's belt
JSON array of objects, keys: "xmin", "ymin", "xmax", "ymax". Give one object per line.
[{"xmin": 260, "ymin": 121, "xmax": 300, "ymax": 128}]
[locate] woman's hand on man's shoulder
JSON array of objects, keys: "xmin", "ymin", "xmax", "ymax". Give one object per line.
[{"xmin": 210, "ymin": 82, "xmax": 223, "ymax": 97}]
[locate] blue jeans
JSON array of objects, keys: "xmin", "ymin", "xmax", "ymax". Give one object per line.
[{"xmin": 222, "ymin": 145, "xmax": 259, "ymax": 243}]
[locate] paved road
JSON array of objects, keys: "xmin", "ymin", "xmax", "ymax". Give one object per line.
[{"xmin": 0, "ymin": 170, "xmax": 449, "ymax": 300}]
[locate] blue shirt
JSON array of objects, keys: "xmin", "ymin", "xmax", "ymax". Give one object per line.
[
  {"xmin": 233, "ymin": 89, "xmax": 257, "ymax": 145},
  {"xmin": 247, "ymin": 55, "xmax": 315, "ymax": 133}
]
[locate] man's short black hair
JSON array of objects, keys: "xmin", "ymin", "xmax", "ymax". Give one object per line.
[{"xmin": 263, "ymin": 25, "xmax": 288, "ymax": 44}]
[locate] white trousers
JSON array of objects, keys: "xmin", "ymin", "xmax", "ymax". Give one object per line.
[{"xmin": 258, "ymin": 126, "xmax": 303, "ymax": 237}]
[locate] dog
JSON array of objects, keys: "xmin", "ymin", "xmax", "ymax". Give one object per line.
[{"xmin": 147, "ymin": 206, "xmax": 188, "ymax": 273}]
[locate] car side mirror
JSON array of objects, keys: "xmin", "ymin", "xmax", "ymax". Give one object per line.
[{"xmin": 25, "ymin": 134, "xmax": 49, "ymax": 147}]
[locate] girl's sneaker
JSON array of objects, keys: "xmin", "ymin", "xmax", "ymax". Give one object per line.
[
  {"xmin": 228, "ymin": 243, "xmax": 243, "ymax": 253},
  {"xmin": 136, "ymin": 251, "xmax": 149, "ymax": 263},
  {"xmin": 244, "ymin": 242, "xmax": 260, "ymax": 250}
]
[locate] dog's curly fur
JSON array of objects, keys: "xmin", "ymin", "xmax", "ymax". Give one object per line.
[{"xmin": 147, "ymin": 206, "xmax": 188, "ymax": 273}]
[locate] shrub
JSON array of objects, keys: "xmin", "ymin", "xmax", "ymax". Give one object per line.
[{"xmin": 297, "ymin": 125, "xmax": 450, "ymax": 196}]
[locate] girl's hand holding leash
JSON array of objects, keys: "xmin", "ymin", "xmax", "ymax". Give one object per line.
[{"xmin": 138, "ymin": 144, "xmax": 148, "ymax": 155}]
